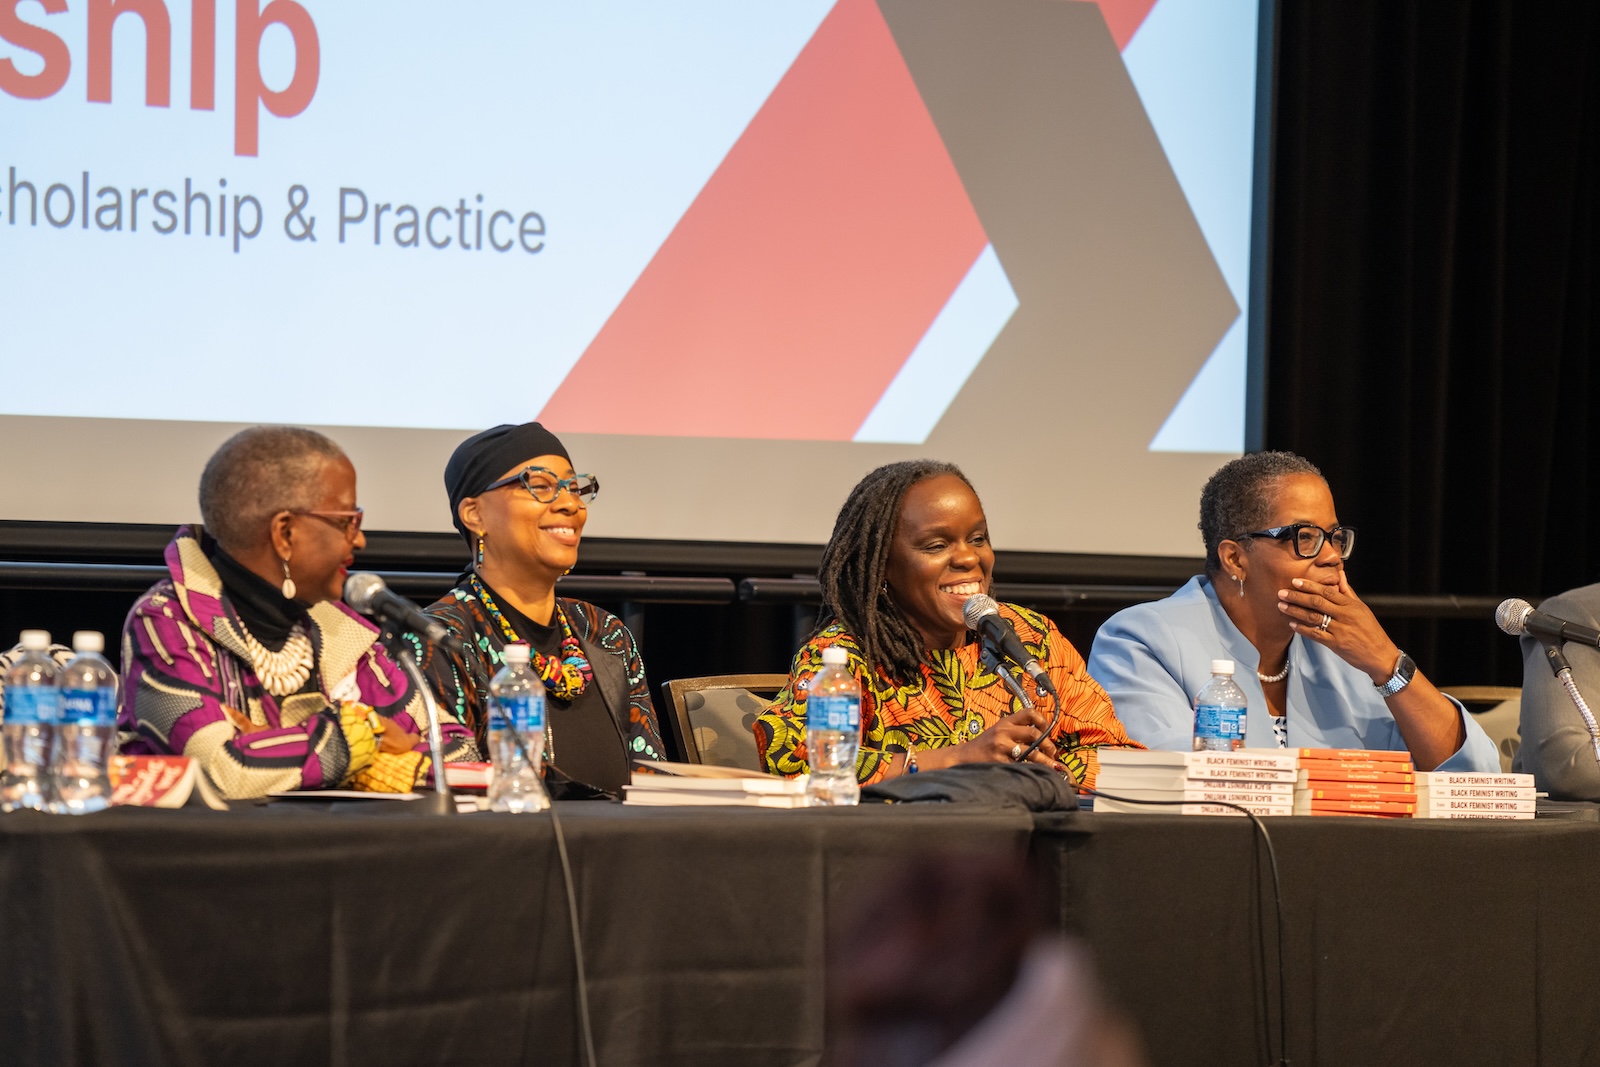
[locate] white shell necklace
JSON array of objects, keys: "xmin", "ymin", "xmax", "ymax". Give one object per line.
[{"xmin": 240, "ymin": 621, "xmax": 314, "ymax": 696}]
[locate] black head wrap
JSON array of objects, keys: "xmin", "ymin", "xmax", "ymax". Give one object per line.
[{"xmin": 444, "ymin": 422, "xmax": 571, "ymax": 543}]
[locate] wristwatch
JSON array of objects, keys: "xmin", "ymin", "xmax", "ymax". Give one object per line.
[{"xmin": 1375, "ymin": 651, "xmax": 1416, "ymax": 697}]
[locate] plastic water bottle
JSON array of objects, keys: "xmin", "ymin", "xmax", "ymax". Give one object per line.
[
  {"xmin": 53, "ymin": 631, "xmax": 120, "ymax": 815},
  {"xmin": 1, "ymin": 630, "xmax": 62, "ymax": 812},
  {"xmin": 805, "ymin": 646, "xmax": 861, "ymax": 806},
  {"xmin": 1193, "ymin": 659, "xmax": 1248, "ymax": 751},
  {"xmin": 487, "ymin": 642, "xmax": 549, "ymax": 813}
]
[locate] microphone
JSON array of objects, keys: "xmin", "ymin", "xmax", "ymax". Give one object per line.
[
  {"xmin": 1495, "ymin": 598, "xmax": 1600, "ymax": 649},
  {"xmin": 344, "ymin": 572, "xmax": 463, "ymax": 654},
  {"xmin": 963, "ymin": 594, "xmax": 1057, "ymax": 696}
]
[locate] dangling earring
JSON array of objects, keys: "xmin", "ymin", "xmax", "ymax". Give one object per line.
[
  {"xmin": 1234, "ymin": 573, "xmax": 1245, "ymax": 598},
  {"xmin": 281, "ymin": 556, "xmax": 297, "ymax": 600},
  {"xmin": 475, "ymin": 532, "xmax": 486, "ymax": 567}
]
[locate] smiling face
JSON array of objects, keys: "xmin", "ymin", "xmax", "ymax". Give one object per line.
[
  {"xmin": 289, "ymin": 455, "xmax": 365, "ymax": 603},
  {"xmin": 884, "ymin": 474, "xmax": 995, "ymax": 651},
  {"xmin": 460, "ymin": 453, "xmax": 587, "ymax": 584}
]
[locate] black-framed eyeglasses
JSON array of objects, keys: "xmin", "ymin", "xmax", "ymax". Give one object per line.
[
  {"xmin": 481, "ymin": 466, "xmax": 600, "ymax": 505},
  {"xmin": 292, "ymin": 507, "xmax": 364, "ymax": 538},
  {"xmin": 1241, "ymin": 523, "xmax": 1355, "ymax": 560}
]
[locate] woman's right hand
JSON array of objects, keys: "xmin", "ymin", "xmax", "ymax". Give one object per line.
[{"xmin": 927, "ymin": 708, "xmax": 1059, "ymax": 769}]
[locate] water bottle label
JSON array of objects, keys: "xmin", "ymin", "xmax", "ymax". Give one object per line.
[
  {"xmin": 6, "ymin": 688, "xmax": 61, "ymax": 725},
  {"xmin": 60, "ymin": 688, "xmax": 117, "ymax": 726},
  {"xmin": 811, "ymin": 695, "xmax": 859, "ymax": 732},
  {"xmin": 495, "ymin": 693, "xmax": 545, "ymax": 732},
  {"xmin": 1194, "ymin": 703, "xmax": 1245, "ymax": 742}
]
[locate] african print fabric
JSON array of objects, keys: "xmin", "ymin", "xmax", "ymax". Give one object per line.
[
  {"xmin": 118, "ymin": 526, "xmax": 479, "ymax": 800},
  {"xmin": 410, "ymin": 583, "xmax": 666, "ymax": 766},
  {"xmin": 754, "ymin": 602, "xmax": 1138, "ymax": 789}
]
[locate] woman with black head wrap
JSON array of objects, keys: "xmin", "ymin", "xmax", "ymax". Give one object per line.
[{"xmin": 410, "ymin": 422, "xmax": 665, "ymax": 798}]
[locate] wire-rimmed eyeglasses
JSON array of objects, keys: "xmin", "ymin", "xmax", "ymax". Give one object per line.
[{"xmin": 292, "ymin": 507, "xmax": 364, "ymax": 538}]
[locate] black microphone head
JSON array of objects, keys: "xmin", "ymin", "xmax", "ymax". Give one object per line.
[
  {"xmin": 344, "ymin": 571, "xmax": 386, "ymax": 613},
  {"xmin": 1496, "ymin": 597, "xmax": 1534, "ymax": 636},
  {"xmin": 962, "ymin": 593, "xmax": 1000, "ymax": 629}
]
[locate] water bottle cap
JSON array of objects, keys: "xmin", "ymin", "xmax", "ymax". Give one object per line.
[
  {"xmin": 72, "ymin": 630, "xmax": 105, "ymax": 653},
  {"xmin": 503, "ymin": 642, "xmax": 532, "ymax": 665},
  {"xmin": 1210, "ymin": 659, "xmax": 1235, "ymax": 676},
  {"xmin": 19, "ymin": 629, "xmax": 50, "ymax": 651},
  {"xmin": 820, "ymin": 646, "xmax": 848, "ymax": 666}
]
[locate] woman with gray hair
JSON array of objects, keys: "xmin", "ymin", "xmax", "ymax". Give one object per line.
[
  {"xmin": 118, "ymin": 426, "xmax": 478, "ymax": 799},
  {"xmin": 1087, "ymin": 451, "xmax": 1497, "ymax": 771}
]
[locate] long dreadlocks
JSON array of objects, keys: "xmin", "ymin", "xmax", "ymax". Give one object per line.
[{"xmin": 816, "ymin": 459, "xmax": 975, "ymax": 686}]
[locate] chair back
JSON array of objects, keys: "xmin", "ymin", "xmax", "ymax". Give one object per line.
[
  {"xmin": 660, "ymin": 674, "xmax": 788, "ymax": 771},
  {"xmin": 1440, "ymin": 685, "xmax": 1522, "ymax": 773}
]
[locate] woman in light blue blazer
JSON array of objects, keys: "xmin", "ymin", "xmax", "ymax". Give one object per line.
[{"xmin": 1087, "ymin": 452, "xmax": 1497, "ymax": 772}]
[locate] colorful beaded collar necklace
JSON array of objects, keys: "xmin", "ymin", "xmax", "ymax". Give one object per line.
[{"xmin": 470, "ymin": 575, "xmax": 593, "ymax": 700}]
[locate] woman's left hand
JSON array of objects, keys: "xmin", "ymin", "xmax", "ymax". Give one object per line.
[{"xmin": 1277, "ymin": 572, "xmax": 1401, "ymax": 684}]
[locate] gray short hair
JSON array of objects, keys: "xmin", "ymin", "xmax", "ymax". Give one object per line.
[
  {"xmin": 1198, "ymin": 451, "xmax": 1324, "ymax": 575},
  {"xmin": 199, "ymin": 427, "xmax": 347, "ymax": 551}
]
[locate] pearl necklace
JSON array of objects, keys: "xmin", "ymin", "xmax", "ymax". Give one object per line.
[
  {"xmin": 240, "ymin": 621, "xmax": 314, "ymax": 696},
  {"xmin": 1257, "ymin": 658, "xmax": 1290, "ymax": 685}
]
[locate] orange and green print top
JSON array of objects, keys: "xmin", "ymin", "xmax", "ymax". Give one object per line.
[{"xmin": 753, "ymin": 602, "xmax": 1139, "ymax": 788}]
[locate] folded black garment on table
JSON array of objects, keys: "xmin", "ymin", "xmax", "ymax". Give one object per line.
[{"xmin": 861, "ymin": 763, "xmax": 1079, "ymax": 811}]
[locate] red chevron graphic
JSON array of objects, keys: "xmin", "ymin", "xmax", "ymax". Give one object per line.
[{"xmin": 538, "ymin": 0, "xmax": 988, "ymax": 440}]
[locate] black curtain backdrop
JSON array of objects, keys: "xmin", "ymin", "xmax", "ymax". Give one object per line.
[{"xmin": 1266, "ymin": 0, "xmax": 1600, "ymax": 684}]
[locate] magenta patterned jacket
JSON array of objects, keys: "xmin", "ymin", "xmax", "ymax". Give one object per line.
[{"xmin": 118, "ymin": 526, "xmax": 477, "ymax": 799}]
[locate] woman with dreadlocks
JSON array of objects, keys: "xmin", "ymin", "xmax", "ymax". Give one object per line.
[{"xmin": 753, "ymin": 460, "xmax": 1137, "ymax": 788}]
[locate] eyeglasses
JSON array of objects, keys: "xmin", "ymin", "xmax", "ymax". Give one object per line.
[
  {"xmin": 293, "ymin": 507, "xmax": 364, "ymax": 538},
  {"xmin": 481, "ymin": 466, "xmax": 600, "ymax": 505},
  {"xmin": 1241, "ymin": 523, "xmax": 1356, "ymax": 560}
]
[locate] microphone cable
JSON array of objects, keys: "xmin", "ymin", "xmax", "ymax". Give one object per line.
[
  {"xmin": 1080, "ymin": 787, "xmax": 1291, "ymax": 1067},
  {"xmin": 492, "ymin": 708, "xmax": 599, "ymax": 1067}
]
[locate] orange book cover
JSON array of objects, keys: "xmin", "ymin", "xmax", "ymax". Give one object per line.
[
  {"xmin": 1294, "ymin": 748, "xmax": 1412, "ymax": 763},
  {"xmin": 1296, "ymin": 798, "xmax": 1417, "ymax": 814},
  {"xmin": 1297, "ymin": 809, "xmax": 1410, "ymax": 818},
  {"xmin": 1299, "ymin": 758, "xmax": 1416, "ymax": 774},
  {"xmin": 1298, "ymin": 785, "xmax": 1418, "ymax": 802},
  {"xmin": 1298, "ymin": 767, "xmax": 1416, "ymax": 784}
]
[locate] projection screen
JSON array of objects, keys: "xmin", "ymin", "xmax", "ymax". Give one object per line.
[{"xmin": 0, "ymin": 0, "xmax": 1268, "ymax": 556}]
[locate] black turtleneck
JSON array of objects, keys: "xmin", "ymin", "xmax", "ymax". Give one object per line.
[
  {"xmin": 204, "ymin": 535, "xmax": 308, "ymax": 653},
  {"xmin": 478, "ymin": 579, "xmax": 627, "ymax": 794}
]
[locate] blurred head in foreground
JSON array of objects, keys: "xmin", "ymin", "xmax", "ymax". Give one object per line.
[{"xmin": 829, "ymin": 851, "xmax": 1146, "ymax": 1067}]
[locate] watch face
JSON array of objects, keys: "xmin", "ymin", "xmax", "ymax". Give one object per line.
[{"xmin": 1396, "ymin": 653, "xmax": 1417, "ymax": 683}]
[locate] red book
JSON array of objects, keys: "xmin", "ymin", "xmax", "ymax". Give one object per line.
[
  {"xmin": 109, "ymin": 755, "xmax": 227, "ymax": 809},
  {"xmin": 1294, "ymin": 748, "xmax": 1412, "ymax": 763}
]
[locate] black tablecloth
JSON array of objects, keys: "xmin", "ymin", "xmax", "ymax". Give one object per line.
[
  {"xmin": 1035, "ymin": 812, "xmax": 1600, "ymax": 1067},
  {"xmin": 4, "ymin": 804, "xmax": 1600, "ymax": 1066},
  {"xmin": 0, "ymin": 803, "xmax": 1033, "ymax": 1066}
]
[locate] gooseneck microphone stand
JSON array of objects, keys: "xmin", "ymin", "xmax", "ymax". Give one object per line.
[
  {"xmin": 1539, "ymin": 639, "xmax": 1600, "ymax": 766},
  {"xmin": 381, "ymin": 629, "xmax": 456, "ymax": 816}
]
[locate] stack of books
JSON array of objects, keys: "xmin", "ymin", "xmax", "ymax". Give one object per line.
[
  {"xmin": 1093, "ymin": 749, "xmax": 1299, "ymax": 816},
  {"xmin": 623, "ymin": 760, "xmax": 809, "ymax": 808},
  {"xmin": 1414, "ymin": 771, "xmax": 1537, "ymax": 820},
  {"xmin": 1292, "ymin": 749, "xmax": 1417, "ymax": 817}
]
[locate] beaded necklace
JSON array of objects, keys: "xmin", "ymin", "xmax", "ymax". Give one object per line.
[{"xmin": 470, "ymin": 575, "xmax": 593, "ymax": 700}]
